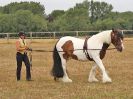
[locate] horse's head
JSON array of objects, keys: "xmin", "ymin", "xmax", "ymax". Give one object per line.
[{"xmin": 111, "ymin": 28, "xmax": 124, "ymax": 52}]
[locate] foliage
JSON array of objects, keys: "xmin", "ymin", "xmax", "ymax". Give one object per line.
[
  {"xmin": 0, "ymin": 2, "xmax": 45, "ymax": 15},
  {"xmin": 0, "ymin": 1, "xmax": 133, "ymax": 33},
  {"xmin": 0, "ymin": 10, "xmax": 47, "ymax": 32},
  {"xmin": 48, "ymin": 10, "xmax": 65, "ymax": 20},
  {"xmin": 90, "ymin": 1, "xmax": 113, "ymax": 22}
]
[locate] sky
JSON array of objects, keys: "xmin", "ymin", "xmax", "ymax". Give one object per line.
[{"xmin": 0, "ymin": 0, "xmax": 133, "ymax": 14}]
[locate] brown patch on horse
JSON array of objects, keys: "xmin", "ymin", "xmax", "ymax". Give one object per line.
[
  {"xmin": 111, "ymin": 29, "xmax": 124, "ymax": 45},
  {"xmin": 61, "ymin": 40, "xmax": 78, "ymax": 60},
  {"xmin": 100, "ymin": 43, "xmax": 109, "ymax": 59},
  {"xmin": 111, "ymin": 29, "xmax": 124, "ymax": 52},
  {"xmin": 111, "ymin": 31, "xmax": 117, "ymax": 45}
]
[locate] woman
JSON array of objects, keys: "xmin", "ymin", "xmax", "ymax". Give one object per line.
[{"xmin": 16, "ymin": 31, "xmax": 31, "ymax": 81}]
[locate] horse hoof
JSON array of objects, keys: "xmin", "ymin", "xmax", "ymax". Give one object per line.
[
  {"xmin": 102, "ymin": 78, "xmax": 112, "ymax": 83},
  {"xmin": 88, "ymin": 78, "xmax": 99, "ymax": 82},
  {"xmin": 54, "ymin": 77, "xmax": 59, "ymax": 81},
  {"xmin": 54, "ymin": 77, "xmax": 57, "ymax": 81},
  {"xmin": 62, "ymin": 78, "xmax": 72, "ymax": 83}
]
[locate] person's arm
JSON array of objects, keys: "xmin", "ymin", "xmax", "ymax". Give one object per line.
[
  {"xmin": 25, "ymin": 40, "xmax": 32, "ymax": 51},
  {"xmin": 16, "ymin": 41, "xmax": 27, "ymax": 51}
]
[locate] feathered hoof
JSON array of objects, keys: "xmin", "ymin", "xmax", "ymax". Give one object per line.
[
  {"xmin": 102, "ymin": 78, "xmax": 112, "ymax": 83},
  {"xmin": 88, "ymin": 78, "xmax": 99, "ymax": 83},
  {"xmin": 62, "ymin": 78, "xmax": 72, "ymax": 83},
  {"xmin": 54, "ymin": 77, "xmax": 59, "ymax": 81}
]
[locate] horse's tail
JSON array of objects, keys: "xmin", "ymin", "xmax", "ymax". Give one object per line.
[{"xmin": 51, "ymin": 45, "xmax": 64, "ymax": 80}]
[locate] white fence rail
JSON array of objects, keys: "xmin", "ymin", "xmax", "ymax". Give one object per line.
[{"xmin": 0, "ymin": 30, "xmax": 133, "ymax": 40}]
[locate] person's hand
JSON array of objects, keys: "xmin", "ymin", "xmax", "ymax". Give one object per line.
[
  {"xmin": 26, "ymin": 47, "xmax": 32, "ymax": 51},
  {"xmin": 28, "ymin": 48, "xmax": 32, "ymax": 51},
  {"xmin": 24, "ymin": 46, "xmax": 29, "ymax": 50}
]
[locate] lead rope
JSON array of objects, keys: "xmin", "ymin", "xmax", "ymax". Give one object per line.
[
  {"xmin": 31, "ymin": 48, "xmax": 116, "ymax": 52},
  {"xmin": 27, "ymin": 47, "xmax": 115, "ymax": 73},
  {"xmin": 29, "ymin": 50, "xmax": 32, "ymax": 70},
  {"xmin": 28, "ymin": 40, "xmax": 32, "ymax": 70}
]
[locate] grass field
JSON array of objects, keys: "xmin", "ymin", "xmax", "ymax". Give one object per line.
[{"xmin": 0, "ymin": 38, "xmax": 133, "ymax": 99}]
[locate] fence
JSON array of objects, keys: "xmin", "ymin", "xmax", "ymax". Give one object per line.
[{"xmin": 0, "ymin": 30, "xmax": 133, "ymax": 40}]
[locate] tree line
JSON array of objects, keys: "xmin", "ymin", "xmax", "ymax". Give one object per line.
[{"xmin": 0, "ymin": 1, "xmax": 133, "ymax": 33}]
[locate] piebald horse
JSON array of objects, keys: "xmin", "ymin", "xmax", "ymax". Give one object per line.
[{"xmin": 52, "ymin": 29, "xmax": 124, "ymax": 83}]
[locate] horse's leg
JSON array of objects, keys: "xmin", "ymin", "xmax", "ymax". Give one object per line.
[
  {"xmin": 92, "ymin": 56, "xmax": 112, "ymax": 83},
  {"xmin": 88, "ymin": 63, "xmax": 99, "ymax": 82},
  {"xmin": 61, "ymin": 57, "xmax": 72, "ymax": 82}
]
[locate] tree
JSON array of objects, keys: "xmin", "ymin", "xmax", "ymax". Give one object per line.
[
  {"xmin": 90, "ymin": 1, "xmax": 113, "ymax": 23},
  {"xmin": 0, "ymin": 1, "xmax": 133, "ymax": 32},
  {"xmin": 15, "ymin": 10, "xmax": 33, "ymax": 32},
  {"xmin": 0, "ymin": 9, "xmax": 47, "ymax": 32},
  {"xmin": 15, "ymin": 10, "xmax": 47, "ymax": 32},
  {"xmin": 48, "ymin": 0, "xmax": 90, "ymax": 31},
  {"xmin": 30, "ymin": 15, "xmax": 47, "ymax": 32},
  {"xmin": 0, "ymin": 13, "xmax": 16, "ymax": 32},
  {"xmin": 46, "ymin": 10, "xmax": 65, "ymax": 23},
  {"xmin": 0, "ymin": 2, "xmax": 45, "ymax": 15}
]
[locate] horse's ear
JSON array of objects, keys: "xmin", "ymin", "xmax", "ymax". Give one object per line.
[
  {"xmin": 112, "ymin": 28, "xmax": 115, "ymax": 32},
  {"xmin": 111, "ymin": 28, "xmax": 115, "ymax": 37}
]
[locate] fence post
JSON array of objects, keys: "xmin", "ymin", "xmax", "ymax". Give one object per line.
[
  {"xmin": 53, "ymin": 32, "xmax": 56, "ymax": 40},
  {"xmin": 6, "ymin": 33, "xmax": 9, "ymax": 43},
  {"xmin": 76, "ymin": 31, "xmax": 79, "ymax": 37},
  {"xmin": 30, "ymin": 32, "xmax": 33, "ymax": 42},
  {"xmin": 122, "ymin": 30, "xmax": 124, "ymax": 34}
]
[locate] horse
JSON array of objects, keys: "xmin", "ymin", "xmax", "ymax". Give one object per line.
[{"xmin": 51, "ymin": 29, "xmax": 124, "ymax": 83}]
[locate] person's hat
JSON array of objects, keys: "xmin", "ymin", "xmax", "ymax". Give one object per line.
[{"xmin": 18, "ymin": 31, "xmax": 25, "ymax": 37}]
